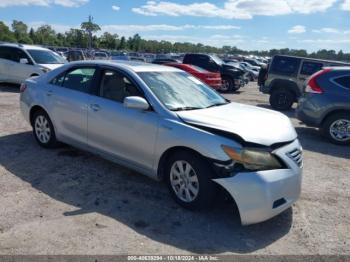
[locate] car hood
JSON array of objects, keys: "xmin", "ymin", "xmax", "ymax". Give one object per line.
[
  {"xmin": 39, "ymin": 64, "xmax": 64, "ymax": 70},
  {"xmin": 177, "ymin": 103, "xmax": 297, "ymax": 146}
]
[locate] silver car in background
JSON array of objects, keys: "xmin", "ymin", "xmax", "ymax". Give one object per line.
[
  {"xmin": 0, "ymin": 43, "xmax": 66, "ymax": 84},
  {"xmin": 20, "ymin": 61, "xmax": 302, "ymax": 225}
]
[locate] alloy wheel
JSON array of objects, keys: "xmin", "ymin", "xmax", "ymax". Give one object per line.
[
  {"xmin": 34, "ymin": 115, "xmax": 51, "ymax": 144},
  {"xmin": 329, "ymin": 119, "xmax": 350, "ymax": 142},
  {"xmin": 170, "ymin": 160, "xmax": 199, "ymax": 203}
]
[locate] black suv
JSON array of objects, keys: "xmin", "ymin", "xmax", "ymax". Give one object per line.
[
  {"xmin": 260, "ymin": 55, "xmax": 349, "ymax": 110},
  {"xmin": 183, "ymin": 53, "xmax": 245, "ymax": 92}
]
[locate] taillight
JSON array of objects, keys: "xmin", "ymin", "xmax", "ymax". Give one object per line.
[
  {"xmin": 305, "ymin": 68, "xmax": 332, "ymax": 94},
  {"xmin": 20, "ymin": 83, "xmax": 27, "ymax": 93}
]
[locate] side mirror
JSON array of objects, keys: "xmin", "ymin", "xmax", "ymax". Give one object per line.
[
  {"xmin": 124, "ymin": 96, "xmax": 150, "ymax": 110},
  {"xmin": 20, "ymin": 58, "xmax": 29, "ymax": 64}
]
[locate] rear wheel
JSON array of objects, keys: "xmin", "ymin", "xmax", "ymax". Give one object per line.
[
  {"xmin": 32, "ymin": 110, "xmax": 58, "ymax": 148},
  {"xmin": 322, "ymin": 113, "xmax": 350, "ymax": 145},
  {"xmin": 221, "ymin": 76, "xmax": 238, "ymax": 93},
  {"xmin": 165, "ymin": 151, "xmax": 216, "ymax": 210},
  {"xmin": 269, "ymin": 89, "xmax": 294, "ymax": 111}
]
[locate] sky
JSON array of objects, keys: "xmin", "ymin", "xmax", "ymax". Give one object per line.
[{"xmin": 1, "ymin": 0, "xmax": 350, "ymax": 52}]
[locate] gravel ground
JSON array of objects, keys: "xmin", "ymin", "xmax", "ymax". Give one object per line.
[{"xmin": 0, "ymin": 82, "xmax": 349, "ymax": 255}]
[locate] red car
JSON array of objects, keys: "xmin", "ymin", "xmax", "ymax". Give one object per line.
[{"xmin": 165, "ymin": 63, "xmax": 222, "ymax": 90}]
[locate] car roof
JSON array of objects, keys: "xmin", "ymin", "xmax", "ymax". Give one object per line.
[
  {"xmin": 69, "ymin": 60, "xmax": 182, "ymax": 73},
  {"xmin": 273, "ymin": 54, "xmax": 350, "ymax": 65},
  {"xmin": 0, "ymin": 43, "xmax": 51, "ymax": 51}
]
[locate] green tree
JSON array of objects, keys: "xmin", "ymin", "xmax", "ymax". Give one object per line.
[
  {"xmin": 118, "ymin": 36, "xmax": 126, "ymax": 50},
  {"xmin": 35, "ymin": 25, "xmax": 57, "ymax": 45},
  {"xmin": 81, "ymin": 16, "xmax": 101, "ymax": 49},
  {"xmin": 12, "ymin": 20, "xmax": 28, "ymax": 39},
  {"xmin": 99, "ymin": 32, "xmax": 119, "ymax": 49},
  {"xmin": 0, "ymin": 22, "xmax": 16, "ymax": 42},
  {"xmin": 65, "ymin": 29, "xmax": 87, "ymax": 48}
]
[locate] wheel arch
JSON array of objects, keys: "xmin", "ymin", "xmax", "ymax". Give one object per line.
[
  {"xmin": 321, "ymin": 108, "xmax": 350, "ymax": 126},
  {"xmin": 29, "ymin": 105, "xmax": 48, "ymax": 126},
  {"xmin": 157, "ymin": 146, "xmax": 208, "ymax": 180},
  {"xmin": 269, "ymin": 79, "xmax": 300, "ymax": 101}
]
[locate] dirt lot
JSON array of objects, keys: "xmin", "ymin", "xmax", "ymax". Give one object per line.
[{"xmin": 0, "ymin": 82, "xmax": 349, "ymax": 255}]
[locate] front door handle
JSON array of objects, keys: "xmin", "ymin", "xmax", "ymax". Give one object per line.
[
  {"xmin": 90, "ymin": 104, "xmax": 101, "ymax": 112},
  {"xmin": 46, "ymin": 90, "xmax": 54, "ymax": 96}
]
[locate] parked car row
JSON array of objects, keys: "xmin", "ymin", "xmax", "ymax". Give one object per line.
[{"xmin": 259, "ymin": 54, "xmax": 350, "ymax": 145}]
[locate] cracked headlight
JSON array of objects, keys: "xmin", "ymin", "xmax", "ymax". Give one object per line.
[{"xmin": 222, "ymin": 145, "xmax": 283, "ymax": 171}]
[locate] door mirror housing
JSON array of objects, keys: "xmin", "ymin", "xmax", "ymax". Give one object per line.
[
  {"xmin": 19, "ymin": 58, "xmax": 29, "ymax": 64},
  {"xmin": 124, "ymin": 96, "xmax": 150, "ymax": 110}
]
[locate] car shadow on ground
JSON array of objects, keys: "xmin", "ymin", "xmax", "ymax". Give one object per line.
[
  {"xmin": 0, "ymin": 132, "xmax": 294, "ymax": 254},
  {"xmin": 0, "ymin": 83, "xmax": 20, "ymax": 93},
  {"xmin": 295, "ymin": 126, "xmax": 350, "ymax": 159}
]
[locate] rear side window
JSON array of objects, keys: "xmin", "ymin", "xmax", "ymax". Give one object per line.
[
  {"xmin": 270, "ymin": 56, "xmax": 301, "ymax": 75},
  {"xmin": 0, "ymin": 47, "xmax": 12, "ymax": 60},
  {"xmin": 62, "ymin": 68, "xmax": 96, "ymax": 92},
  {"xmin": 300, "ymin": 61, "xmax": 323, "ymax": 75},
  {"xmin": 183, "ymin": 55, "xmax": 194, "ymax": 64},
  {"xmin": 50, "ymin": 67, "xmax": 96, "ymax": 93},
  {"xmin": 0, "ymin": 46, "xmax": 30, "ymax": 63},
  {"xmin": 334, "ymin": 75, "xmax": 350, "ymax": 89}
]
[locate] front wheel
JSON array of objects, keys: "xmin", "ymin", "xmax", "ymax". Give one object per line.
[
  {"xmin": 322, "ymin": 113, "xmax": 350, "ymax": 145},
  {"xmin": 165, "ymin": 151, "xmax": 216, "ymax": 210},
  {"xmin": 269, "ymin": 89, "xmax": 294, "ymax": 111},
  {"xmin": 32, "ymin": 110, "xmax": 58, "ymax": 148}
]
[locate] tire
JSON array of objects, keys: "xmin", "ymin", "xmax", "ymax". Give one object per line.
[
  {"xmin": 269, "ymin": 89, "xmax": 294, "ymax": 111},
  {"xmin": 322, "ymin": 112, "xmax": 350, "ymax": 145},
  {"xmin": 221, "ymin": 76, "xmax": 238, "ymax": 93},
  {"xmin": 32, "ymin": 110, "xmax": 58, "ymax": 148},
  {"xmin": 165, "ymin": 151, "xmax": 216, "ymax": 210}
]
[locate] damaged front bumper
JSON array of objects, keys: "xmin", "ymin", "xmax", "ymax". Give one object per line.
[{"xmin": 212, "ymin": 139, "xmax": 303, "ymax": 225}]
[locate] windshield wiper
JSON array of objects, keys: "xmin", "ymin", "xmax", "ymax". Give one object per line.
[
  {"xmin": 206, "ymin": 102, "xmax": 230, "ymax": 108},
  {"xmin": 170, "ymin": 106, "xmax": 203, "ymax": 112}
]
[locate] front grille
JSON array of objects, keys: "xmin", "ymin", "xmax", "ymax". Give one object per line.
[{"xmin": 287, "ymin": 148, "xmax": 303, "ymax": 168}]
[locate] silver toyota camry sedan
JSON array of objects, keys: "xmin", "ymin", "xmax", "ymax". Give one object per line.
[{"xmin": 20, "ymin": 61, "xmax": 302, "ymax": 225}]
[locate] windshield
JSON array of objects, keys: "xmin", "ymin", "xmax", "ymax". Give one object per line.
[
  {"xmin": 138, "ymin": 71, "xmax": 228, "ymax": 111},
  {"xmin": 27, "ymin": 49, "xmax": 66, "ymax": 64},
  {"xmin": 210, "ymin": 54, "xmax": 224, "ymax": 65}
]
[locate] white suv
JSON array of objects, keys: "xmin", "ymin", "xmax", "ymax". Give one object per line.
[{"xmin": 0, "ymin": 43, "xmax": 66, "ymax": 84}]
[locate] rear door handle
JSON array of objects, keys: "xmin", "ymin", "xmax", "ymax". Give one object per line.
[
  {"xmin": 46, "ymin": 90, "xmax": 54, "ymax": 96},
  {"xmin": 90, "ymin": 104, "xmax": 101, "ymax": 112}
]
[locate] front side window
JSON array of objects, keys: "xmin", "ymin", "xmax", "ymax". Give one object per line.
[
  {"xmin": 60, "ymin": 68, "xmax": 96, "ymax": 93},
  {"xmin": 300, "ymin": 61, "xmax": 323, "ymax": 75},
  {"xmin": 27, "ymin": 49, "xmax": 66, "ymax": 64},
  {"xmin": 100, "ymin": 70, "xmax": 142, "ymax": 103},
  {"xmin": 270, "ymin": 56, "xmax": 301, "ymax": 75},
  {"xmin": 138, "ymin": 71, "xmax": 227, "ymax": 111},
  {"xmin": 334, "ymin": 75, "xmax": 350, "ymax": 89}
]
